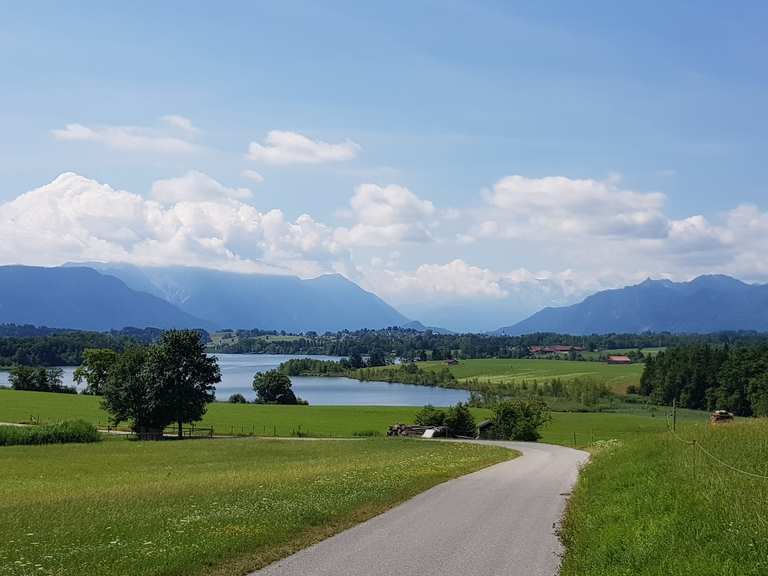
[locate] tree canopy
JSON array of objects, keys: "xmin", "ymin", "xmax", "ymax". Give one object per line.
[
  {"xmin": 102, "ymin": 331, "xmax": 220, "ymax": 436},
  {"xmin": 252, "ymin": 370, "xmax": 301, "ymax": 404}
]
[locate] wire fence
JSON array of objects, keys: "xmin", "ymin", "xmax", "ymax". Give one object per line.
[{"xmin": 664, "ymin": 410, "xmax": 768, "ymax": 481}]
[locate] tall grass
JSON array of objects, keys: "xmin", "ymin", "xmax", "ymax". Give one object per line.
[
  {"xmin": 0, "ymin": 420, "xmax": 101, "ymax": 446},
  {"xmin": 0, "ymin": 438, "xmax": 511, "ymax": 576},
  {"xmin": 560, "ymin": 419, "xmax": 768, "ymax": 575}
]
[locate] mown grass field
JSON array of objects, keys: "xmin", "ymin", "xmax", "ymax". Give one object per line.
[
  {"xmin": 0, "ymin": 389, "xmax": 709, "ymax": 448},
  {"xmin": 418, "ymin": 358, "xmax": 645, "ymax": 392},
  {"xmin": 0, "ymin": 438, "xmax": 512, "ymax": 576},
  {"xmin": 560, "ymin": 419, "xmax": 768, "ymax": 575}
]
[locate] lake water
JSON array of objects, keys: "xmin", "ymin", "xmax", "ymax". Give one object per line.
[{"xmin": 0, "ymin": 354, "xmax": 470, "ymax": 406}]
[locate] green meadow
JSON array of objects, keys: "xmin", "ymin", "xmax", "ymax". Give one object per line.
[
  {"xmin": 0, "ymin": 389, "xmax": 708, "ymax": 448},
  {"xmin": 560, "ymin": 419, "xmax": 768, "ymax": 576},
  {"xmin": 0, "ymin": 438, "xmax": 511, "ymax": 576},
  {"xmin": 418, "ymin": 357, "xmax": 645, "ymax": 392}
]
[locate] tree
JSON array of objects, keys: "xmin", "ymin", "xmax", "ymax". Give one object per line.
[
  {"xmin": 102, "ymin": 331, "xmax": 220, "ymax": 438},
  {"xmin": 228, "ymin": 393, "xmax": 248, "ymax": 404},
  {"xmin": 102, "ymin": 346, "xmax": 154, "ymax": 433},
  {"xmin": 9, "ymin": 365, "xmax": 71, "ymax": 393},
  {"xmin": 444, "ymin": 402, "xmax": 476, "ymax": 437},
  {"xmin": 253, "ymin": 370, "xmax": 299, "ymax": 404},
  {"xmin": 146, "ymin": 331, "xmax": 220, "ymax": 438},
  {"xmin": 492, "ymin": 399, "xmax": 551, "ymax": 441},
  {"xmin": 414, "ymin": 405, "xmax": 445, "ymax": 426},
  {"xmin": 74, "ymin": 348, "xmax": 118, "ymax": 395},
  {"xmin": 8, "ymin": 365, "xmax": 37, "ymax": 390}
]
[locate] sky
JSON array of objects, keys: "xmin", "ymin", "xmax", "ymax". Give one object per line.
[{"xmin": 1, "ymin": 1, "xmax": 768, "ymax": 331}]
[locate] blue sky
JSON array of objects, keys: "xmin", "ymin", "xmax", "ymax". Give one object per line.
[{"xmin": 2, "ymin": 1, "xmax": 768, "ymax": 330}]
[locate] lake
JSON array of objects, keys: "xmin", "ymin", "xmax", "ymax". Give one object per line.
[{"xmin": 0, "ymin": 354, "xmax": 470, "ymax": 406}]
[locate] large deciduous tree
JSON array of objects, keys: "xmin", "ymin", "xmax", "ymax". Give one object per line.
[
  {"xmin": 102, "ymin": 331, "xmax": 220, "ymax": 438},
  {"xmin": 74, "ymin": 348, "xmax": 118, "ymax": 395}
]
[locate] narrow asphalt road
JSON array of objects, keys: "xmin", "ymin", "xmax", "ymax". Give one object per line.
[{"xmin": 250, "ymin": 440, "xmax": 589, "ymax": 576}]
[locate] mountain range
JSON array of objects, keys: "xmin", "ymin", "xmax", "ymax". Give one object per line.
[
  {"xmin": 2, "ymin": 264, "xmax": 768, "ymax": 335},
  {"xmin": 495, "ymin": 275, "xmax": 768, "ymax": 335},
  {"xmin": 0, "ymin": 264, "xmax": 408, "ymax": 333}
]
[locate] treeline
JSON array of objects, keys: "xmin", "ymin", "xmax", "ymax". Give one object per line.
[
  {"xmin": 356, "ymin": 364, "xmax": 456, "ymax": 387},
  {"xmin": 5, "ymin": 366, "xmax": 76, "ymax": 394},
  {"xmin": 277, "ymin": 358, "xmax": 456, "ymax": 387},
  {"xmin": 211, "ymin": 327, "xmax": 768, "ymax": 360},
  {"xmin": 0, "ymin": 326, "xmax": 169, "ymax": 366},
  {"xmin": 639, "ymin": 345, "xmax": 768, "ymax": 416}
]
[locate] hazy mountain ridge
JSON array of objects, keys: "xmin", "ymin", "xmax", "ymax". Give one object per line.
[
  {"xmin": 66, "ymin": 263, "xmax": 410, "ymax": 332},
  {"xmin": 0, "ymin": 266, "xmax": 210, "ymax": 331},
  {"xmin": 495, "ymin": 275, "xmax": 768, "ymax": 335}
]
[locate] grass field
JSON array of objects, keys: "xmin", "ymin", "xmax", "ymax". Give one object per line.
[
  {"xmin": 418, "ymin": 358, "xmax": 645, "ymax": 392},
  {"xmin": 0, "ymin": 389, "xmax": 709, "ymax": 448},
  {"xmin": 560, "ymin": 419, "xmax": 768, "ymax": 575},
  {"xmin": 0, "ymin": 438, "xmax": 512, "ymax": 576},
  {"xmin": 578, "ymin": 347, "xmax": 666, "ymax": 360}
]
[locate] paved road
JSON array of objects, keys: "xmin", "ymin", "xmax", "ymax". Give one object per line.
[{"xmin": 250, "ymin": 440, "xmax": 589, "ymax": 576}]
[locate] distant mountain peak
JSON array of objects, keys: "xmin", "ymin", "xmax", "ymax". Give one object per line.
[{"xmin": 495, "ymin": 274, "xmax": 768, "ymax": 335}]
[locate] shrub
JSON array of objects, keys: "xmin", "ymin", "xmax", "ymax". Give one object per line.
[
  {"xmin": 414, "ymin": 404, "xmax": 446, "ymax": 426},
  {"xmin": 0, "ymin": 420, "xmax": 101, "ymax": 446},
  {"xmin": 352, "ymin": 430, "xmax": 381, "ymax": 437},
  {"xmin": 492, "ymin": 399, "xmax": 551, "ymax": 441},
  {"xmin": 228, "ymin": 393, "xmax": 248, "ymax": 404},
  {"xmin": 444, "ymin": 402, "xmax": 476, "ymax": 437}
]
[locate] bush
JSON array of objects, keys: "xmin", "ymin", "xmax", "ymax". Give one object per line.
[
  {"xmin": 444, "ymin": 402, "xmax": 476, "ymax": 437},
  {"xmin": 414, "ymin": 404, "xmax": 446, "ymax": 426},
  {"xmin": 0, "ymin": 420, "xmax": 101, "ymax": 446},
  {"xmin": 228, "ymin": 393, "xmax": 248, "ymax": 404},
  {"xmin": 492, "ymin": 399, "xmax": 551, "ymax": 441}
]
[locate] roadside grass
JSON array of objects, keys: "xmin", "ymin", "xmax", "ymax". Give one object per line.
[
  {"xmin": 417, "ymin": 358, "xmax": 644, "ymax": 392},
  {"xmin": 0, "ymin": 437, "xmax": 513, "ymax": 576},
  {"xmin": 560, "ymin": 419, "xmax": 768, "ymax": 576}
]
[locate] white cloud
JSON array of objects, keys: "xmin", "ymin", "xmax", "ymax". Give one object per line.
[
  {"xmin": 487, "ymin": 174, "xmax": 669, "ymax": 239},
  {"xmin": 334, "ymin": 184, "xmax": 436, "ymax": 247},
  {"xmin": 247, "ymin": 130, "xmax": 360, "ymax": 165},
  {"xmin": 0, "ymin": 172, "xmax": 348, "ymax": 278},
  {"xmin": 241, "ymin": 169, "xmax": 265, "ymax": 183},
  {"xmin": 51, "ymin": 116, "xmax": 201, "ymax": 154},
  {"xmin": 150, "ymin": 171, "xmax": 253, "ymax": 204},
  {"xmin": 161, "ymin": 115, "xmax": 200, "ymax": 137}
]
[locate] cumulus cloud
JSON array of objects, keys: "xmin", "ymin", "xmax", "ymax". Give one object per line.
[
  {"xmin": 51, "ymin": 116, "xmax": 202, "ymax": 154},
  {"xmin": 241, "ymin": 169, "xmax": 265, "ymax": 183},
  {"xmin": 247, "ymin": 130, "xmax": 360, "ymax": 165},
  {"xmin": 334, "ymin": 184, "xmax": 436, "ymax": 247},
  {"xmin": 151, "ymin": 171, "xmax": 253, "ymax": 203},
  {"xmin": 486, "ymin": 174, "xmax": 669, "ymax": 239},
  {"xmin": 0, "ymin": 172, "xmax": 347, "ymax": 278}
]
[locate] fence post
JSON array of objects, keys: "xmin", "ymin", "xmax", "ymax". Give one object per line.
[
  {"xmin": 572, "ymin": 431, "xmax": 577, "ymax": 446},
  {"xmin": 672, "ymin": 398, "xmax": 677, "ymax": 432}
]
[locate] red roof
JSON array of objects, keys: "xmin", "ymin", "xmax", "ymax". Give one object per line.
[{"xmin": 607, "ymin": 355, "xmax": 632, "ymax": 363}]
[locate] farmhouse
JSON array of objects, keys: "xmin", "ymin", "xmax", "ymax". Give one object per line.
[{"xmin": 607, "ymin": 355, "xmax": 632, "ymax": 365}]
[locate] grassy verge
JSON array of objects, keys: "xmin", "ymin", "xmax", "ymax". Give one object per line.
[
  {"xmin": 0, "ymin": 437, "xmax": 512, "ymax": 576},
  {"xmin": 560, "ymin": 419, "xmax": 768, "ymax": 575},
  {"xmin": 0, "ymin": 420, "xmax": 100, "ymax": 446}
]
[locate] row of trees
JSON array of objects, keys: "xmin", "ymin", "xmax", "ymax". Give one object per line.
[
  {"xmin": 0, "ymin": 326, "xmax": 166, "ymax": 367},
  {"xmin": 638, "ymin": 345, "xmax": 768, "ymax": 416},
  {"xmin": 414, "ymin": 399, "xmax": 551, "ymax": 440},
  {"xmin": 210, "ymin": 327, "xmax": 768, "ymax": 360},
  {"xmin": 7, "ymin": 366, "xmax": 75, "ymax": 393}
]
